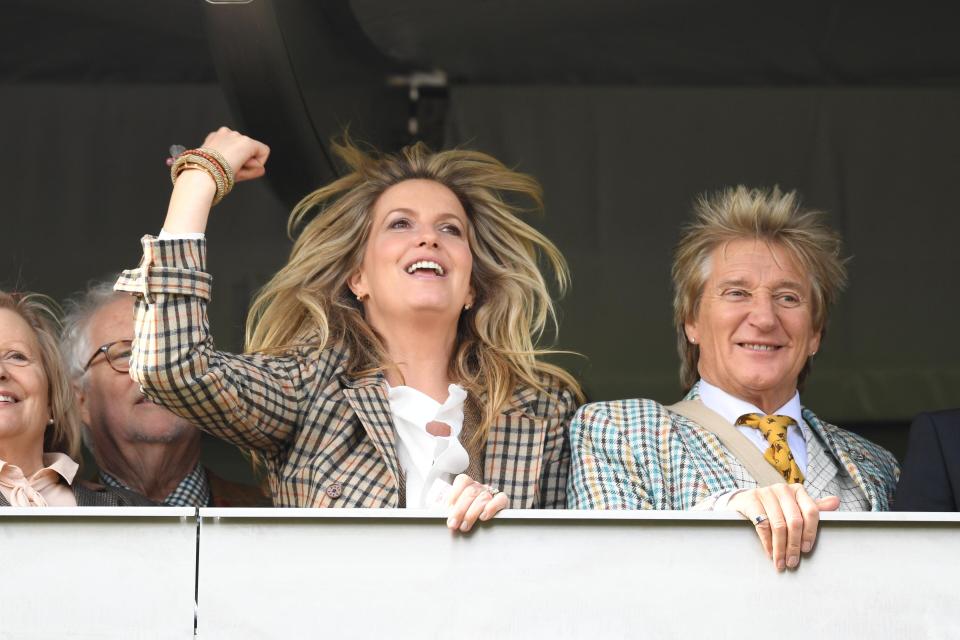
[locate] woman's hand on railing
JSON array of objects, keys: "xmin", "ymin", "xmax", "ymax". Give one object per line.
[{"xmin": 445, "ymin": 474, "xmax": 509, "ymax": 532}]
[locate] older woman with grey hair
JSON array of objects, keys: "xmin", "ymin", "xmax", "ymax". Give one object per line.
[
  {"xmin": 568, "ymin": 186, "xmax": 898, "ymax": 571},
  {"xmin": 0, "ymin": 291, "xmax": 149, "ymax": 507}
]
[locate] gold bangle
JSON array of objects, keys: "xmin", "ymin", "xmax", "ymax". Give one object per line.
[
  {"xmin": 171, "ymin": 155, "xmax": 228, "ymax": 205},
  {"xmin": 197, "ymin": 147, "xmax": 235, "ymax": 193},
  {"xmin": 172, "ymin": 158, "xmax": 223, "ymax": 193}
]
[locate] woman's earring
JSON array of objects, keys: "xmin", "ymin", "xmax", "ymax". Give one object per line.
[
  {"xmin": 47, "ymin": 417, "xmax": 54, "ymax": 425},
  {"xmin": 463, "ymin": 302, "xmax": 472, "ymax": 311}
]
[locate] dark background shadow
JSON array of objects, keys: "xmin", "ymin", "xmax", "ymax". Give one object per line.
[{"xmin": 4, "ymin": 1, "xmax": 960, "ymax": 476}]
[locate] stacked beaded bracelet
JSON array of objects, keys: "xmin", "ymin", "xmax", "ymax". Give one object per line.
[{"xmin": 170, "ymin": 147, "xmax": 236, "ymax": 205}]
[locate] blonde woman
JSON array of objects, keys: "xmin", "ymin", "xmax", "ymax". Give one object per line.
[{"xmin": 116, "ymin": 128, "xmax": 581, "ymax": 530}]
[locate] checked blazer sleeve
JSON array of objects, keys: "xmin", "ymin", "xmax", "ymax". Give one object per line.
[
  {"xmin": 566, "ymin": 400, "xmax": 659, "ymax": 509},
  {"xmin": 567, "ymin": 394, "xmax": 746, "ymax": 510},
  {"xmin": 115, "ymin": 236, "xmax": 338, "ymax": 454}
]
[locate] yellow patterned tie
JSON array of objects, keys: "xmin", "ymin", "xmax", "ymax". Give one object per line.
[{"xmin": 735, "ymin": 413, "xmax": 804, "ymax": 484}]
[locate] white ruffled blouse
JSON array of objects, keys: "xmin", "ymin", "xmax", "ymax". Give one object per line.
[{"xmin": 387, "ymin": 383, "xmax": 470, "ymax": 508}]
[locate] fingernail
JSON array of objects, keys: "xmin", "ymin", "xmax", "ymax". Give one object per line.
[
  {"xmin": 787, "ymin": 555, "xmax": 799, "ymax": 568},
  {"xmin": 802, "ymin": 541, "xmax": 812, "ymax": 553},
  {"xmin": 459, "ymin": 522, "xmax": 470, "ymax": 532},
  {"xmin": 776, "ymin": 560, "xmax": 785, "ymax": 571},
  {"xmin": 447, "ymin": 517, "xmax": 458, "ymax": 529}
]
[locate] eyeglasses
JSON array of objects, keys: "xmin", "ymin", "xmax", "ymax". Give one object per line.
[{"xmin": 83, "ymin": 339, "xmax": 133, "ymax": 374}]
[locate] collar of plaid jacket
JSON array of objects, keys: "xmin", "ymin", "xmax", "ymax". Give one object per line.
[
  {"xmin": 799, "ymin": 407, "xmax": 884, "ymax": 509},
  {"xmin": 338, "ymin": 369, "xmax": 547, "ymax": 420},
  {"xmin": 340, "ymin": 370, "xmax": 551, "ymax": 509},
  {"xmin": 341, "ymin": 374, "xmax": 405, "ymax": 505},
  {"xmin": 684, "ymin": 382, "xmax": 887, "ymax": 509}
]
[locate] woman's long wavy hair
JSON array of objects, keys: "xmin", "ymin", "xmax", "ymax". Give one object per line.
[
  {"xmin": 0, "ymin": 291, "xmax": 82, "ymax": 461},
  {"xmin": 246, "ymin": 140, "xmax": 582, "ymax": 437}
]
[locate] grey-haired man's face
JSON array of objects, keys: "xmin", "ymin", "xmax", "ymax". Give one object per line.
[{"xmin": 78, "ymin": 297, "xmax": 193, "ymax": 447}]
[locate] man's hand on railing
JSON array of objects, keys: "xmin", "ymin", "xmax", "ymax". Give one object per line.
[{"xmin": 729, "ymin": 484, "xmax": 840, "ymax": 572}]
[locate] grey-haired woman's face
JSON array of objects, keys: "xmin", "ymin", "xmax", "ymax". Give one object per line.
[{"xmin": 0, "ymin": 309, "xmax": 51, "ymax": 453}]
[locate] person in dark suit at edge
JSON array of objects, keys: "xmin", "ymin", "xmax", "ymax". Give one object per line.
[{"xmin": 894, "ymin": 409, "xmax": 960, "ymax": 511}]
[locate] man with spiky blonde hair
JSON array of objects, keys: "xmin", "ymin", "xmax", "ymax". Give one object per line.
[{"xmin": 569, "ymin": 186, "xmax": 898, "ymax": 571}]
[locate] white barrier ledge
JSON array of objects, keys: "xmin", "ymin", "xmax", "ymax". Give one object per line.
[
  {"xmin": 0, "ymin": 507, "xmax": 196, "ymax": 640},
  {"xmin": 2, "ymin": 509, "xmax": 958, "ymax": 639},
  {"xmin": 197, "ymin": 509, "xmax": 960, "ymax": 639}
]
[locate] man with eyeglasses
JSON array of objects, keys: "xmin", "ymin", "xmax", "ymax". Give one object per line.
[{"xmin": 62, "ymin": 280, "xmax": 270, "ymax": 507}]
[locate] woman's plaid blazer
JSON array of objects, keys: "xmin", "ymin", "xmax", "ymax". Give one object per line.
[{"xmin": 116, "ymin": 237, "xmax": 575, "ymax": 508}]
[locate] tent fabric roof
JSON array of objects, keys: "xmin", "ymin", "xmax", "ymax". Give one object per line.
[{"xmin": 5, "ymin": 0, "xmax": 960, "ymax": 85}]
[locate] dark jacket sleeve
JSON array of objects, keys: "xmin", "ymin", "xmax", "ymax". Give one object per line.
[{"xmin": 894, "ymin": 410, "xmax": 960, "ymax": 512}]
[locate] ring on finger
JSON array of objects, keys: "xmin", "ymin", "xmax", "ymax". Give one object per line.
[
  {"xmin": 485, "ymin": 484, "xmax": 500, "ymax": 497},
  {"xmin": 753, "ymin": 514, "xmax": 769, "ymax": 526}
]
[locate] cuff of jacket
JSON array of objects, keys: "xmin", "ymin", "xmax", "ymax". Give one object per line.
[
  {"xmin": 692, "ymin": 488, "xmax": 745, "ymax": 512},
  {"xmin": 114, "ymin": 235, "xmax": 212, "ymax": 303}
]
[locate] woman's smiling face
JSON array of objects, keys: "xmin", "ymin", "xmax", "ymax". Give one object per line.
[
  {"xmin": 350, "ymin": 179, "xmax": 474, "ymax": 325},
  {"xmin": 0, "ymin": 308, "xmax": 50, "ymax": 455}
]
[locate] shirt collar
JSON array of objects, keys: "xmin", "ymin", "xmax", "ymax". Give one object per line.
[
  {"xmin": 162, "ymin": 462, "xmax": 210, "ymax": 507},
  {"xmin": 0, "ymin": 452, "xmax": 78, "ymax": 485},
  {"xmin": 41, "ymin": 453, "xmax": 79, "ymax": 484},
  {"xmin": 387, "ymin": 383, "xmax": 467, "ymax": 426},
  {"xmin": 100, "ymin": 461, "xmax": 210, "ymax": 507},
  {"xmin": 697, "ymin": 378, "xmax": 803, "ymax": 426}
]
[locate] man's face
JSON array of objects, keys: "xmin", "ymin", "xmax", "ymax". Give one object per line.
[
  {"xmin": 684, "ymin": 239, "xmax": 821, "ymax": 411},
  {"xmin": 78, "ymin": 297, "xmax": 193, "ymax": 446}
]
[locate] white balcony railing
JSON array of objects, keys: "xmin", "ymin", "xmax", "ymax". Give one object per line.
[{"xmin": 2, "ymin": 508, "xmax": 958, "ymax": 639}]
